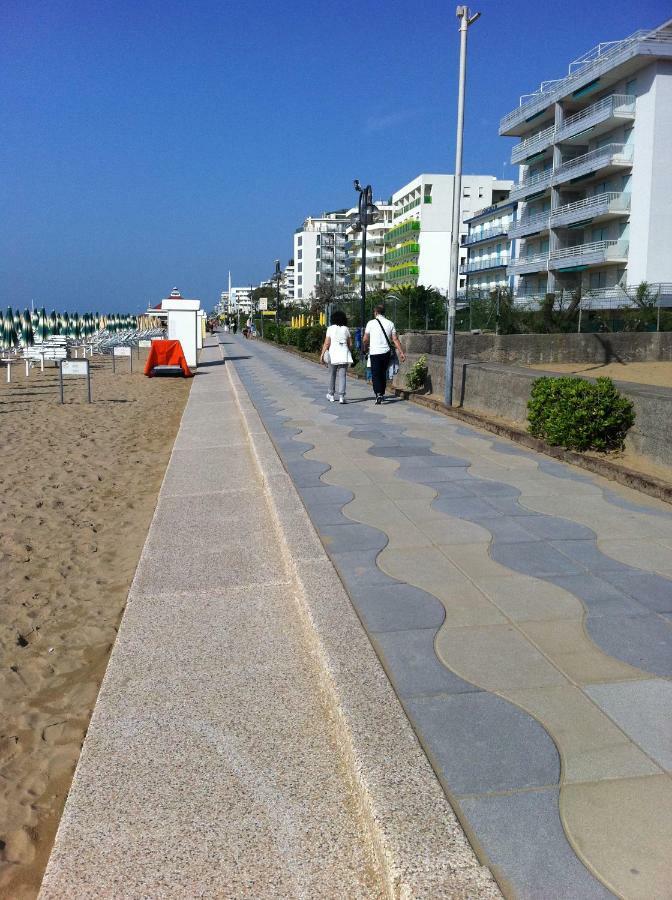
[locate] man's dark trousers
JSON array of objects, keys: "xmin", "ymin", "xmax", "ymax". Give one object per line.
[{"xmin": 370, "ymin": 351, "xmax": 391, "ymax": 397}]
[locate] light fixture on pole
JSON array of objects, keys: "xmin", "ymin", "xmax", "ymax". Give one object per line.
[
  {"xmin": 445, "ymin": 5, "xmax": 480, "ymax": 406},
  {"xmin": 274, "ymin": 259, "xmax": 281, "ymax": 325},
  {"xmin": 353, "ymin": 180, "xmax": 380, "ymax": 330}
]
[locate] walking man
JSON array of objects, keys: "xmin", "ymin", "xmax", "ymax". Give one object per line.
[{"xmin": 362, "ymin": 304, "xmax": 406, "ymax": 404}]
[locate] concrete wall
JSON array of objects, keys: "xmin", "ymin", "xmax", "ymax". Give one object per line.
[
  {"xmin": 394, "ymin": 348, "xmax": 672, "ymax": 470},
  {"xmin": 400, "ymin": 330, "xmax": 672, "ymax": 365}
]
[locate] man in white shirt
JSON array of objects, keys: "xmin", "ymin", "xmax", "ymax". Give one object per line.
[{"xmin": 363, "ymin": 304, "xmax": 406, "ymax": 404}]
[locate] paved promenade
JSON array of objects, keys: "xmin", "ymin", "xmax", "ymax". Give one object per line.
[{"xmin": 225, "ymin": 334, "xmax": 672, "ymax": 900}]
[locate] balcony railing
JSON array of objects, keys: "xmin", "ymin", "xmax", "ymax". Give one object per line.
[
  {"xmin": 553, "ymin": 143, "xmax": 633, "ymax": 184},
  {"xmin": 507, "ymin": 253, "xmax": 549, "ymax": 274},
  {"xmin": 386, "ymin": 265, "xmax": 420, "ymax": 282},
  {"xmin": 508, "ymin": 211, "xmax": 551, "ymax": 239},
  {"xmin": 464, "ymin": 223, "xmax": 510, "ymax": 245},
  {"xmin": 385, "ymin": 242, "xmax": 420, "ymax": 264},
  {"xmin": 548, "ymin": 239, "xmax": 629, "ymax": 268},
  {"xmin": 385, "ymin": 219, "xmax": 421, "ymax": 243},
  {"xmin": 499, "ymin": 24, "xmax": 672, "ymax": 134},
  {"xmin": 555, "ymin": 94, "xmax": 635, "ymax": 143},
  {"xmin": 511, "ymin": 123, "xmax": 556, "ymax": 165},
  {"xmin": 461, "ymin": 256, "xmax": 510, "ymax": 274},
  {"xmin": 550, "ymin": 192, "xmax": 631, "ymax": 227},
  {"xmin": 509, "ymin": 169, "xmax": 553, "ymax": 202}
]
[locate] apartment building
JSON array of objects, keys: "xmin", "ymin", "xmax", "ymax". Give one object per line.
[
  {"xmin": 384, "ymin": 174, "xmax": 512, "ymax": 293},
  {"xmin": 462, "ymin": 197, "xmax": 516, "ymax": 295},
  {"xmin": 281, "ymin": 262, "xmax": 295, "ymax": 306},
  {"xmin": 292, "ymin": 211, "xmax": 350, "ymax": 302},
  {"xmin": 502, "ymin": 19, "xmax": 672, "ymax": 303},
  {"xmin": 345, "ymin": 201, "xmax": 394, "ymax": 294}
]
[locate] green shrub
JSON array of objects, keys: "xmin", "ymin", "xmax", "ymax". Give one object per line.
[
  {"xmin": 305, "ymin": 325, "xmax": 326, "ymax": 353},
  {"xmin": 527, "ymin": 376, "xmax": 635, "ymax": 452},
  {"xmin": 405, "ymin": 354, "xmax": 428, "ymax": 391}
]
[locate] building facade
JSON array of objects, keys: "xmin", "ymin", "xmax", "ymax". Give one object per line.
[
  {"xmin": 502, "ymin": 19, "xmax": 672, "ymax": 303},
  {"xmin": 292, "ymin": 211, "xmax": 350, "ymax": 302},
  {"xmin": 462, "ymin": 197, "xmax": 516, "ymax": 296},
  {"xmin": 384, "ymin": 174, "xmax": 513, "ymax": 293},
  {"xmin": 345, "ymin": 202, "xmax": 394, "ymax": 295}
]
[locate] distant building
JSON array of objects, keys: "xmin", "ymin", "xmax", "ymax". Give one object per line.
[
  {"xmin": 345, "ymin": 202, "xmax": 394, "ymax": 295},
  {"xmin": 502, "ymin": 18, "xmax": 672, "ymax": 304},
  {"xmin": 462, "ymin": 197, "xmax": 516, "ymax": 296},
  {"xmin": 281, "ymin": 262, "xmax": 295, "ymax": 305},
  {"xmin": 384, "ymin": 174, "xmax": 513, "ymax": 293},
  {"xmin": 293, "ymin": 211, "xmax": 350, "ymax": 302}
]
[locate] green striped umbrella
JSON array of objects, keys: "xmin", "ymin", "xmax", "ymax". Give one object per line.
[
  {"xmin": 61, "ymin": 312, "xmax": 70, "ymax": 336},
  {"xmin": 21, "ymin": 309, "xmax": 34, "ymax": 347},
  {"xmin": 36, "ymin": 308, "xmax": 49, "ymax": 342},
  {"xmin": 49, "ymin": 310, "xmax": 59, "ymax": 335},
  {"xmin": 14, "ymin": 309, "xmax": 22, "ymax": 333},
  {"xmin": 4, "ymin": 308, "xmax": 19, "ymax": 350}
]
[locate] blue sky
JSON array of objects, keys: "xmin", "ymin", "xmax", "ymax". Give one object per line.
[{"xmin": 1, "ymin": 0, "xmax": 667, "ymax": 313}]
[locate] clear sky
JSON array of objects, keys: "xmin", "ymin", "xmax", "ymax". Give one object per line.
[{"xmin": 1, "ymin": 0, "xmax": 667, "ymax": 313}]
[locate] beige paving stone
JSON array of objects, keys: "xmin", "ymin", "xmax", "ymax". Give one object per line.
[
  {"xmin": 381, "ymin": 479, "xmax": 438, "ymax": 501},
  {"xmin": 478, "ymin": 574, "xmax": 585, "ymax": 622},
  {"xmin": 596, "ymin": 539, "xmax": 672, "ymax": 575},
  {"xmin": 418, "ymin": 517, "xmax": 494, "ymax": 546},
  {"xmin": 438, "ymin": 542, "xmax": 517, "ymax": 583},
  {"xmin": 506, "ymin": 686, "xmax": 662, "ymax": 784},
  {"xmin": 390, "ymin": 498, "xmax": 447, "ymax": 523},
  {"xmin": 561, "ymin": 776, "xmax": 672, "ymax": 900},
  {"xmin": 436, "ymin": 624, "xmax": 566, "ymax": 691},
  {"xmin": 520, "ymin": 620, "xmax": 647, "ymax": 684}
]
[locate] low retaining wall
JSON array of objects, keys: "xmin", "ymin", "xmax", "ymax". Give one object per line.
[
  {"xmin": 401, "ymin": 331, "xmax": 672, "ymax": 365},
  {"xmin": 394, "ymin": 353, "xmax": 672, "ymax": 470}
]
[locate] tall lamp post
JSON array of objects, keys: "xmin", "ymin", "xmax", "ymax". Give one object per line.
[
  {"xmin": 445, "ymin": 5, "xmax": 480, "ymax": 406},
  {"xmin": 352, "ymin": 180, "xmax": 380, "ymax": 330},
  {"xmin": 274, "ymin": 259, "xmax": 281, "ymax": 325}
]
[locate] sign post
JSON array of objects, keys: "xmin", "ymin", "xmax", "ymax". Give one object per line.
[
  {"xmin": 60, "ymin": 359, "xmax": 91, "ymax": 403},
  {"xmin": 112, "ymin": 345, "xmax": 133, "ymax": 373}
]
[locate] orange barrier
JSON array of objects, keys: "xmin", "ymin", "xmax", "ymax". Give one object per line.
[{"xmin": 143, "ymin": 339, "xmax": 193, "ymax": 377}]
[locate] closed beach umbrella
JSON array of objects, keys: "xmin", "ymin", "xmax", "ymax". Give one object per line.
[
  {"xmin": 21, "ymin": 309, "xmax": 34, "ymax": 347},
  {"xmin": 50, "ymin": 310, "xmax": 59, "ymax": 335},
  {"xmin": 36, "ymin": 308, "xmax": 49, "ymax": 342},
  {"xmin": 4, "ymin": 308, "xmax": 19, "ymax": 350},
  {"xmin": 61, "ymin": 312, "xmax": 70, "ymax": 336}
]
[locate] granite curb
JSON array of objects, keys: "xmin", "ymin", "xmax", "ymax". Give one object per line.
[{"xmin": 223, "ymin": 348, "xmax": 501, "ymax": 899}]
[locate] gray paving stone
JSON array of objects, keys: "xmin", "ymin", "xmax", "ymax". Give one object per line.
[
  {"xmin": 330, "ymin": 549, "xmax": 391, "ymax": 586},
  {"xmin": 433, "ymin": 496, "xmax": 503, "ymax": 519},
  {"xmin": 459, "ymin": 790, "xmax": 615, "ymax": 900},
  {"xmin": 400, "ymin": 466, "xmax": 475, "ymax": 484},
  {"xmin": 463, "ymin": 480, "xmax": 521, "ymax": 497},
  {"xmin": 482, "ymin": 496, "xmax": 541, "ymax": 517},
  {"xmin": 318, "ymin": 523, "xmax": 388, "ymax": 554},
  {"xmin": 346, "ymin": 582, "xmax": 445, "ymax": 632},
  {"xmin": 550, "ymin": 540, "xmax": 629, "ymax": 573},
  {"xmin": 585, "ymin": 615, "xmax": 672, "ymax": 678},
  {"xmin": 298, "ymin": 484, "xmax": 354, "ymax": 507},
  {"xmin": 371, "ymin": 629, "xmax": 478, "ymax": 698},
  {"xmin": 586, "ymin": 680, "xmax": 672, "ymax": 770},
  {"xmin": 514, "ymin": 516, "xmax": 596, "ymax": 541},
  {"xmin": 471, "ymin": 517, "xmax": 544, "ymax": 544},
  {"xmin": 491, "ymin": 541, "xmax": 585, "ymax": 577},
  {"xmin": 302, "ymin": 503, "xmax": 351, "ymax": 527},
  {"xmin": 406, "ymin": 692, "xmax": 559, "ymax": 795},
  {"xmin": 370, "ymin": 445, "xmax": 433, "ymax": 458},
  {"xmin": 600, "ymin": 571, "xmax": 672, "ymax": 613},
  {"xmin": 550, "ymin": 575, "xmax": 650, "ymax": 617}
]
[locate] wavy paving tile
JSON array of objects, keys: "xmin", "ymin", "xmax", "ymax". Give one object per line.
[{"xmin": 229, "ymin": 339, "xmax": 671, "ymax": 900}]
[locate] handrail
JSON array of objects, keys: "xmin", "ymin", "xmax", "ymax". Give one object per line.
[
  {"xmin": 509, "ymin": 211, "xmax": 551, "ymax": 233},
  {"xmin": 508, "ymin": 253, "xmax": 549, "ymax": 269},
  {"xmin": 554, "ymin": 143, "xmax": 631, "ymax": 176},
  {"xmin": 511, "ymin": 169, "xmax": 553, "ymax": 195},
  {"xmin": 558, "ymin": 94, "xmax": 635, "ymax": 133},
  {"xmin": 550, "ymin": 192, "xmax": 630, "ymax": 218},
  {"xmin": 512, "ymin": 123, "xmax": 556, "ymax": 159},
  {"xmin": 549, "ymin": 239, "xmax": 628, "ymax": 260},
  {"xmin": 462, "ymin": 256, "xmax": 510, "ymax": 272},
  {"xmin": 464, "ymin": 223, "xmax": 510, "ymax": 244}
]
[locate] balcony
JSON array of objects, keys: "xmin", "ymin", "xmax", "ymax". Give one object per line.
[
  {"xmin": 553, "ymin": 143, "xmax": 632, "ymax": 185},
  {"xmin": 384, "ymin": 219, "xmax": 421, "ymax": 243},
  {"xmin": 508, "ymin": 211, "xmax": 551, "ymax": 239},
  {"xmin": 464, "ymin": 223, "xmax": 510, "ymax": 245},
  {"xmin": 550, "ymin": 192, "xmax": 631, "ymax": 228},
  {"xmin": 386, "ymin": 265, "xmax": 419, "ymax": 283},
  {"xmin": 507, "ymin": 253, "xmax": 549, "ymax": 275},
  {"xmin": 548, "ymin": 239, "xmax": 629, "ymax": 269},
  {"xmin": 511, "ymin": 123, "xmax": 556, "ymax": 165},
  {"xmin": 555, "ymin": 94, "xmax": 635, "ymax": 144},
  {"xmin": 385, "ymin": 242, "xmax": 420, "ymax": 264},
  {"xmin": 509, "ymin": 169, "xmax": 553, "ymax": 202},
  {"xmin": 460, "ymin": 256, "xmax": 509, "ymax": 275}
]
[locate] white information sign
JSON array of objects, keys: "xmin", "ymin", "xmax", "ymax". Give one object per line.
[
  {"xmin": 138, "ymin": 340, "xmax": 152, "ymax": 348},
  {"xmin": 258, "ymin": 298, "xmax": 268, "ymax": 311},
  {"xmin": 62, "ymin": 360, "xmax": 89, "ymax": 376},
  {"xmin": 113, "ymin": 346, "xmax": 132, "ymax": 357}
]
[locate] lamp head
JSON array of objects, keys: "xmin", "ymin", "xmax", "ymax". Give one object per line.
[{"xmin": 354, "ymin": 179, "xmax": 362, "ymax": 192}]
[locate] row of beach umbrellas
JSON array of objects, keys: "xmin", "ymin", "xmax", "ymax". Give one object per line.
[{"xmin": 0, "ymin": 309, "xmax": 139, "ymax": 350}]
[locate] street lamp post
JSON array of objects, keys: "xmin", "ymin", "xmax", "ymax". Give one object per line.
[
  {"xmin": 274, "ymin": 259, "xmax": 282, "ymax": 325},
  {"xmin": 445, "ymin": 5, "xmax": 480, "ymax": 407},
  {"xmin": 353, "ymin": 180, "xmax": 380, "ymax": 331}
]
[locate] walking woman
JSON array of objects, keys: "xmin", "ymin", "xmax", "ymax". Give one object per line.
[{"xmin": 320, "ymin": 310, "xmax": 352, "ymax": 404}]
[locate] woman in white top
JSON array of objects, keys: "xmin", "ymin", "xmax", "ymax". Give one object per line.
[{"xmin": 320, "ymin": 310, "xmax": 352, "ymax": 404}]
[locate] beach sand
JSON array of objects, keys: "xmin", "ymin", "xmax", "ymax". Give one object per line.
[
  {"xmin": 524, "ymin": 360, "xmax": 672, "ymax": 388},
  {"xmin": 0, "ymin": 352, "xmax": 191, "ymax": 898}
]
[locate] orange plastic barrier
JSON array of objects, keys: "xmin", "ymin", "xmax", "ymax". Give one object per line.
[{"xmin": 143, "ymin": 339, "xmax": 193, "ymax": 377}]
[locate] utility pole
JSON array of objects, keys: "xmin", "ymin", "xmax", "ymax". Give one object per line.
[
  {"xmin": 353, "ymin": 180, "xmax": 380, "ymax": 333},
  {"xmin": 445, "ymin": 5, "xmax": 480, "ymax": 406}
]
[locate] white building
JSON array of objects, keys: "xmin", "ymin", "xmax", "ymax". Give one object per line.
[
  {"xmin": 462, "ymin": 197, "xmax": 516, "ymax": 295},
  {"xmin": 229, "ymin": 286, "xmax": 254, "ymax": 315},
  {"xmin": 385, "ymin": 174, "xmax": 513, "ymax": 293},
  {"xmin": 281, "ymin": 262, "xmax": 295, "ymax": 306},
  {"xmin": 502, "ymin": 18, "xmax": 672, "ymax": 304},
  {"xmin": 293, "ymin": 211, "xmax": 350, "ymax": 302},
  {"xmin": 345, "ymin": 202, "xmax": 394, "ymax": 294}
]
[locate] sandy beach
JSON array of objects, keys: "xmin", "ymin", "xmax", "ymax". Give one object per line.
[
  {"xmin": 524, "ymin": 360, "xmax": 672, "ymax": 388},
  {"xmin": 0, "ymin": 353, "xmax": 190, "ymax": 898}
]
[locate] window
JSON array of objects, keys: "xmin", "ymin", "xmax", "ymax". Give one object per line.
[
  {"xmin": 297, "ymin": 275, "xmax": 302, "ymax": 284},
  {"xmin": 463, "ymin": 187, "xmax": 471, "ymax": 198},
  {"xmin": 298, "ymin": 288, "xmax": 303, "ymax": 298},
  {"xmin": 297, "ymin": 249, "xmax": 302, "ymax": 260},
  {"xmin": 297, "ymin": 236, "xmax": 302, "ymax": 246},
  {"xmin": 478, "ymin": 187, "xmax": 484, "ymax": 198},
  {"xmin": 297, "ymin": 262, "xmax": 302, "ymax": 273},
  {"xmin": 625, "ymin": 79, "xmax": 636, "ymax": 96}
]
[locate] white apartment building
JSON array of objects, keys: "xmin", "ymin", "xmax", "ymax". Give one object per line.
[
  {"xmin": 293, "ymin": 211, "xmax": 350, "ymax": 302},
  {"xmin": 281, "ymin": 262, "xmax": 295, "ymax": 306},
  {"xmin": 463, "ymin": 197, "xmax": 516, "ymax": 295},
  {"xmin": 502, "ymin": 18, "xmax": 672, "ymax": 303},
  {"xmin": 385, "ymin": 174, "xmax": 513, "ymax": 293},
  {"xmin": 229, "ymin": 286, "xmax": 254, "ymax": 315},
  {"xmin": 345, "ymin": 202, "xmax": 394, "ymax": 294}
]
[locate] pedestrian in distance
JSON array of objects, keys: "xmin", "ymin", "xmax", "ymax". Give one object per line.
[
  {"xmin": 320, "ymin": 309, "xmax": 352, "ymax": 405},
  {"xmin": 362, "ymin": 304, "xmax": 405, "ymax": 404},
  {"xmin": 232, "ymin": 321, "xmax": 238, "ymax": 335}
]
